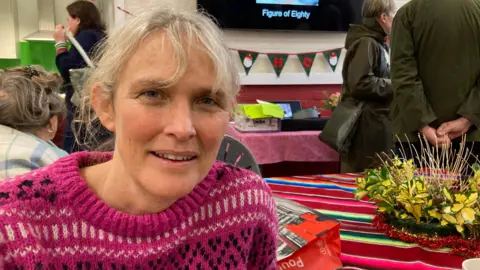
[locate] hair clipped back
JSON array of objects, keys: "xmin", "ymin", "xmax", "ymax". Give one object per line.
[
  {"xmin": 76, "ymin": 8, "xmax": 239, "ymax": 150},
  {"xmin": 0, "ymin": 65, "xmax": 66, "ymax": 133}
]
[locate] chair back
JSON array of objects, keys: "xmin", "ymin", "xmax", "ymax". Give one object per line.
[{"xmin": 216, "ymin": 135, "xmax": 261, "ymax": 175}]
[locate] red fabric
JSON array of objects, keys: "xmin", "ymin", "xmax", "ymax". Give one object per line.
[
  {"xmin": 266, "ymin": 174, "xmax": 468, "ymax": 269},
  {"xmin": 278, "ymin": 225, "xmax": 342, "ymax": 270},
  {"xmin": 52, "ymin": 116, "xmax": 65, "ymax": 148},
  {"xmin": 56, "ymin": 47, "xmax": 68, "ymax": 55}
]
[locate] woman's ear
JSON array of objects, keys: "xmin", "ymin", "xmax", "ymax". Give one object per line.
[
  {"xmin": 49, "ymin": 115, "xmax": 58, "ymax": 134},
  {"xmin": 91, "ymin": 83, "xmax": 115, "ymax": 132},
  {"xmin": 43, "ymin": 115, "xmax": 59, "ymax": 141}
]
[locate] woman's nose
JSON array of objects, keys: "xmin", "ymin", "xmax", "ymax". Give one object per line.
[{"xmin": 163, "ymin": 103, "xmax": 196, "ymax": 141}]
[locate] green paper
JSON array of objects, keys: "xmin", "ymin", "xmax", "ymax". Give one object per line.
[
  {"xmin": 267, "ymin": 54, "xmax": 289, "ymax": 77},
  {"xmin": 323, "ymin": 49, "xmax": 342, "ymax": 72},
  {"xmin": 297, "ymin": 53, "xmax": 316, "ymax": 76},
  {"xmin": 235, "ymin": 103, "xmax": 285, "ymax": 119},
  {"xmin": 238, "ymin": 50, "xmax": 259, "ymax": 75}
]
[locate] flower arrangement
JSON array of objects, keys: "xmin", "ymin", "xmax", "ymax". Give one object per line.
[
  {"xmin": 354, "ymin": 139, "xmax": 480, "ymax": 257},
  {"xmin": 322, "ymin": 91, "xmax": 341, "ymax": 111}
]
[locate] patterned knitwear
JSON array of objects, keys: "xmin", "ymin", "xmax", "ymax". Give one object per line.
[{"xmin": 0, "ymin": 152, "xmax": 278, "ymax": 269}]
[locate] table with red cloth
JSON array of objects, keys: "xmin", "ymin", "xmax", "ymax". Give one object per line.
[
  {"xmin": 226, "ymin": 125, "xmax": 339, "ymax": 165},
  {"xmin": 266, "ymin": 174, "xmax": 467, "ymax": 270}
]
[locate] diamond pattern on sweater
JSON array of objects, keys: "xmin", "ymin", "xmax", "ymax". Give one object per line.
[
  {"xmin": 13, "ymin": 228, "xmax": 277, "ymax": 269},
  {"xmin": 215, "ymin": 163, "xmax": 242, "ymax": 181},
  {"xmin": 0, "ymin": 192, "xmax": 9, "ymax": 199},
  {"xmin": 1, "ymin": 153, "xmax": 278, "ymax": 269},
  {"xmin": 0, "ymin": 178, "xmax": 58, "ymax": 205}
]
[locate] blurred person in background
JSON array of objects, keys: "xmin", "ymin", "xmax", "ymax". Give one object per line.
[
  {"xmin": 338, "ymin": 0, "xmax": 396, "ymax": 173},
  {"xmin": 0, "ymin": 66, "xmax": 67, "ymax": 180},
  {"xmin": 54, "ymin": 0, "xmax": 106, "ymax": 153},
  {"xmin": 390, "ymin": 0, "xmax": 480, "ymax": 168}
]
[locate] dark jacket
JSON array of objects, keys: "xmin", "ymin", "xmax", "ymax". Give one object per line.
[
  {"xmin": 339, "ymin": 19, "xmax": 392, "ymax": 173},
  {"xmin": 56, "ymin": 29, "xmax": 105, "ymax": 109},
  {"xmin": 56, "ymin": 29, "xmax": 106, "ymax": 153},
  {"xmin": 390, "ymin": 0, "xmax": 480, "ymax": 142}
]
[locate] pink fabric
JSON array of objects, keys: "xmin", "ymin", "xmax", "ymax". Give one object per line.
[
  {"xmin": 0, "ymin": 152, "xmax": 278, "ymax": 269},
  {"xmin": 227, "ymin": 125, "xmax": 339, "ymax": 164}
]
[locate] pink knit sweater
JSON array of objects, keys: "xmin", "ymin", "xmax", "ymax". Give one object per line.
[{"xmin": 0, "ymin": 152, "xmax": 278, "ymax": 269}]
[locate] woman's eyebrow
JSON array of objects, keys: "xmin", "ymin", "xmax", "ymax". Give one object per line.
[
  {"xmin": 195, "ymin": 88, "xmax": 225, "ymax": 99},
  {"xmin": 130, "ymin": 78, "xmax": 170, "ymax": 89}
]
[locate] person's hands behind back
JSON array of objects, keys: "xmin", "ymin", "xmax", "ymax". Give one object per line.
[
  {"xmin": 420, "ymin": 126, "xmax": 451, "ymax": 147},
  {"xmin": 437, "ymin": 117, "xmax": 472, "ymax": 140},
  {"xmin": 53, "ymin": 24, "xmax": 66, "ymax": 43}
]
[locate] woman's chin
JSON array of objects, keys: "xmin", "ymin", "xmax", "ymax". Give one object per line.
[{"xmin": 140, "ymin": 170, "xmax": 203, "ymax": 198}]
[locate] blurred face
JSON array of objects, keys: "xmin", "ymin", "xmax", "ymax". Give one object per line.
[
  {"xmin": 67, "ymin": 15, "xmax": 80, "ymax": 35},
  {"xmin": 95, "ymin": 31, "xmax": 231, "ymax": 201},
  {"xmin": 378, "ymin": 12, "xmax": 395, "ymax": 34}
]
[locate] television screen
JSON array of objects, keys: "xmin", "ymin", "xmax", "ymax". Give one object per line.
[{"xmin": 197, "ymin": 0, "xmax": 364, "ymax": 31}]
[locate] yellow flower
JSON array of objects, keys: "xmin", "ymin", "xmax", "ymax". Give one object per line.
[
  {"xmin": 442, "ymin": 214, "xmax": 457, "ymax": 224},
  {"xmin": 428, "ymin": 209, "xmax": 442, "ymax": 220},
  {"xmin": 454, "ymin": 194, "xmax": 467, "ymax": 203}
]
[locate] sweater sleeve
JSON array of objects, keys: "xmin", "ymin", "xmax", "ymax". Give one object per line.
[
  {"xmin": 55, "ymin": 30, "xmax": 99, "ymax": 80},
  {"xmin": 247, "ymin": 177, "xmax": 278, "ymax": 269}
]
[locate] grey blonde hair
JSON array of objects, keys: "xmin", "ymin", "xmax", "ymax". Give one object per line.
[
  {"xmin": 361, "ymin": 0, "xmax": 396, "ymax": 18},
  {"xmin": 0, "ymin": 65, "xmax": 65, "ymax": 133},
  {"xmin": 76, "ymin": 8, "xmax": 240, "ymax": 150}
]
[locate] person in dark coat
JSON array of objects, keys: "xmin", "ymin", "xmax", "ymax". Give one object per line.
[
  {"xmin": 53, "ymin": 0, "xmax": 106, "ymax": 153},
  {"xmin": 338, "ymin": 0, "xmax": 396, "ymax": 173},
  {"xmin": 390, "ymin": 0, "xmax": 480, "ymax": 168}
]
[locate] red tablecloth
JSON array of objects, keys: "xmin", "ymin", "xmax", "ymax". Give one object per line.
[
  {"xmin": 266, "ymin": 174, "xmax": 468, "ymax": 270},
  {"xmin": 227, "ymin": 125, "xmax": 339, "ymax": 165}
]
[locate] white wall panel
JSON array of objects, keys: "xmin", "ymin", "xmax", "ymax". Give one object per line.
[
  {"xmin": 116, "ymin": 0, "xmax": 409, "ymax": 84},
  {"xmin": 0, "ymin": 0, "xmax": 18, "ymax": 58}
]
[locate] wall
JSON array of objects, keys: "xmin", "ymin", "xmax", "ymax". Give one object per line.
[
  {"xmin": 17, "ymin": 0, "xmax": 39, "ymax": 41},
  {"xmin": 0, "ymin": 0, "xmax": 408, "ymax": 106},
  {"xmin": 0, "ymin": 0, "xmax": 18, "ymax": 59},
  {"xmin": 120, "ymin": 0, "xmax": 408, "ymax": 107},
  {"xmin": 122, "ymin": 0, "xmax": 408, "ymax": 77},
  {"xmin": 122, "ymin": 0, "xmax": 346, "ymax": 77}
]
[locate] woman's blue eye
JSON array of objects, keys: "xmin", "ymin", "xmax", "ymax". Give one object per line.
[
  {"xmin": 199, "ymin": 97, "xmax": 217, "ymax": 105},
  {"xmin": 142, "ymin": 90, "xmax": 160, "ymax": 98}
]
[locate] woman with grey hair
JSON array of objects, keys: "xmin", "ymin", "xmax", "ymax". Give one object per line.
[
  {"xmin": 0, "ymin": 9, "xmax": 278, "ymax": 269},
  {"xmin": 0, "ymin": 65, "xmax": 67, "ymax": 180},
  {"xmin": 337, "ymin": 0, "xmax": 396, "ymax": 172}
]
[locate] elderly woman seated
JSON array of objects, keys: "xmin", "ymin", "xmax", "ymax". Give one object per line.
[{"xmin": 0, "ymin": 65, "xmax": 67, "ymax": 179}]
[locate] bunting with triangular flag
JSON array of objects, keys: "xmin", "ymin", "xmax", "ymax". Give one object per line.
[
  {"xmin": 323, "ymin": 49, "xmax": 342, "ymax": 72},
  {"xmin": 238, "ymin": 50, "xmax": 259, "ymax": 75},
  {"xmin": 113, "ymin": 5, "xmax": 348, "ymax": 77},
  {"xmin": 297, "ymin": 53, "xmax": 316, "ymax": 76},
  {"xmin": 267, "ymin": 53, "xmax": 289, "ymax": 77}
]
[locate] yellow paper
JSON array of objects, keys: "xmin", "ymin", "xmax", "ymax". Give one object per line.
[{"xmin": 235, "ymin": 101, "xmax": 285, "ymax": 119}]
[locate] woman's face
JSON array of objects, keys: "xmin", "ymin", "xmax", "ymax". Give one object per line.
[
  {"xmin": 379, "ymin": 12, "xmax": 395, "ymax": 35},
  {"xmin": 67, "ymin": 15, "xmax": 80, "ymax": 35},
  {"xmin": 96, "ymin": 31, "xmax": 231, "ymax": 200}
]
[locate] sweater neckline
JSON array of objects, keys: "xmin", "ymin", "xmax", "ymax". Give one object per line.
[{"xmin": 51, "ymin": 152, "xmax": 220, "ymax": 237}]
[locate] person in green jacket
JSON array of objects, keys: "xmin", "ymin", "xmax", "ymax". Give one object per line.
[
  {"xmin": 390, "ymin": 0, "xmax": 480, "ymax": 167},
  {"xmin": 339, "ymin": 0, "xmax": 396, "ymax": 173}
]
